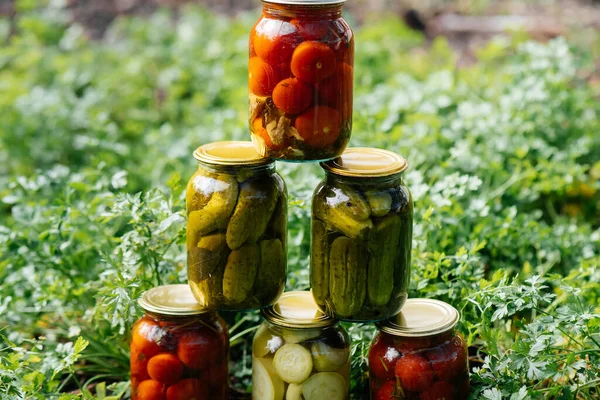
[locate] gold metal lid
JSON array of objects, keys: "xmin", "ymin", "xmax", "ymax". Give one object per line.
[
  {"xmin": 262, "ymin": 291, "xmax": 336, "ymax": 329},
  {"xmin": 193, "ymin": 141, "xmax": 273, "ymax": 167},
  {"xmin": 138, "ymin": 284, "xmax": 208, "ymax": 316},
  {"xmin": 320, "ymin": 148, "xmax": 408, "ymax": 178},
  {"xmin": 378, "ymin": 299, "xmax": 460, "ymax": 337}
]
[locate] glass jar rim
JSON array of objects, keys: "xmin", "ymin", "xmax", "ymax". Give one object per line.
[
  {"xmin": 262, "ymin": 0, "xmax": 346, "ymax": 5},
  {"xmin": 138, "ymin": 284, "xmax": 210, "ymax": 316},
  {"xmin": 194, "ymin": 141, "xmax": 274, "ymax": 167},
  {"xmin": 377, "ymin": 299, "xmax": 460, "ymax": 337},
  {"xmin": 321, "ymin": 147, "xmax": 408, "ymax": 178},
  {"xmin": 262, "ymin": 291, "xmax": 337, "ymax": 329}
]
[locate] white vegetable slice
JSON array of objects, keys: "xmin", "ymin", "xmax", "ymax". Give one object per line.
[
  {"xmin": 311, "ymin": 342, "xmax": 349, "ymax": 372},
  {"xmin": 286, "ymin": 383, "xmax": 303, "ymax": 400},
  {"xmin": 302, "ymin": 372, "xmax": 347, "ymax": 400},
  {"xmin": 252, "ymin": 357, "xmax": 284, "ymax": 400},
  {"xmin": 273, "ymin": 344, "xmax": 313, "ymax": 383}
]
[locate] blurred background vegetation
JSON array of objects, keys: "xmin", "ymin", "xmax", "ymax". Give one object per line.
[{"xmin": 0, "ymin": 0, "xmax": 599, "ymax": 399}]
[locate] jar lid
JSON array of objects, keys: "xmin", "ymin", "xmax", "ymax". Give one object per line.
[
  {"xmin": 320, "ymin": 148, "xmax": 408, "ymax": 178},
  {"xmin": 262, "ymin": 291, "xmax": 336, "ymax": 329},
  {"xmin": 138, "ymin": 284, "xmax": 209, "ymax": 316},
  {"xmin": 193, "ymin": 141, "xmax": 273, "ymax": 167},
  {"xmin": 377, "ymin": 299, "xmax": 460, "ymax": 337},
  {"xmin": 263, "ymin": 0, "xmax": 346, "ymax": 5}
]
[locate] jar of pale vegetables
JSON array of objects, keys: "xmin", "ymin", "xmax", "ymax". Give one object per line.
[{"xmin": 252, "ymin": 291, "xmax": 350, "ymax": 400}]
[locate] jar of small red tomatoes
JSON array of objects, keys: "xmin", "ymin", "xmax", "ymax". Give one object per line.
[
  {"xmin": 249, "ymin": 0, "xmax": 354, "ymax": 162},
  {"xmin": 130, "ymin": 285, "xmax": 229, "ymax": 400},
  {"xmin": 369, "ymin": 299, "xmax": 469, "ymax": 400}
]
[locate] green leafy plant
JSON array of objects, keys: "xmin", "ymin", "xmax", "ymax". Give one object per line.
[{"xmin": 0, "ymin": 2, "xmax": 598, "ymax": 399}]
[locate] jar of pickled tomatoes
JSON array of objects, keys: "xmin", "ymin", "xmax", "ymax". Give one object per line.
[
  {"xmin": 369, "ymin": 299, "xmax": 470, "ymax": 400},
  {"xmin": 252, "ymin": 291, "xmax": 351, "ymax": 400},
  {"xmin": 249, "ymin": 0, "xmax": 354, "ymax": 162},
  {"xmin": 130, "ymin": 285, "xmax": 229, "ymax": 400}
]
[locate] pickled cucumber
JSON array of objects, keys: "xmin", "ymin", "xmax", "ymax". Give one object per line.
[
  {"xmin": 226, "ymin": 179, "xmax": 279, "ymax": 250},
  {"xmin": 187, "ymin": 233, "xmax": 227, "ymax": 282},
  {"xmin": 222, "ymin": 243, "xmax": 259, "ymax": 304},
  {"xmin": 365, "ymin": 191, "xmax": 392, "ymax": 217},
  {"xmin": 187, "ymin": 174, "xmax": 238, "ymax": 243},
  {"xmin": 285, "ymin": 383, "xmax": 303, "ymax": 400},
  {"xmin": 268, "ymin": 193, "xmax": 287, "ymax": 239},
  {"xmin": 332, "ymin": 184, "xmax": 371, "ymax": 221},
  {"xmin": 256, "ymin": 239, "xmax": 285, "ymax": 302},
  {"xmin": 367, "ymin": 214, "xmax": 402, "ymax": 307},
  {"xmin": 191, "ymin": 256, "xmax": 226, "ymax": 308},
  {"xmin": 311, "ymin": 342, "xmax": 349, "ymax": 372},
  {"xmin": 253, "ymin": 357, "xmax": 284, "ymax": 400},
  {"xmin": 273, "ymin": 344, "xmax": 313, "ymax": 384},
  {"xmin": 329, "ymin": 237, "xmax": 367, "ymax": 318},
  {"xmin": 186, "ymin": 170, "xmax": 214, "ymax": 213},
  {"xmin": 314, "ymin": 201, "xmax": 373, "ymax": 239},
  {"xmin": 310, "ymin": 220, "xmax": 329, "ymax": 302},
  {"xmin": 301, "ymin": 372, "xmax": 347, "ymax": 400}
]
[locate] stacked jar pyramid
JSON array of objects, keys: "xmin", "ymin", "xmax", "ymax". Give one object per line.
[{"xmin": 129, "ymin": 1, "xmax": 470, "ymax": 400}]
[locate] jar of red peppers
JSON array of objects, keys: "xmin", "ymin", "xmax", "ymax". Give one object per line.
[
  {"xmin": 249, "ymin": 0, "xmax": 354, "ymax": 161},
  {"xmin": 130, "ymin": 285, "xmax": 229, "ymax": 400},
  {"xmin": 369, "ymin": 299, "xmax": 469, "ymax": 400}
]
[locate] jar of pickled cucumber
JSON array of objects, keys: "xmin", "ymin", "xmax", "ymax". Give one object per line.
[
  {"xmin": 311, "ymin": 148, "xmax": 413, "ymax": 322},
  {"xmin": 249, "ymin": 0, "xmax": 354, "ymax": 162},
  {"xmin": 369, "ymin": 299, "xmax": 470, "ymax": 400},
  {"xmin": 186, "ymin": 141, "xmax": 287, "ymax": 311},
  {"xmin": 252, "ymin": 291, "xmax": 350, "ymax": 400},
  {"xmin": 130, "ymin": 285, "xmax": 229, "ymax": 400}
]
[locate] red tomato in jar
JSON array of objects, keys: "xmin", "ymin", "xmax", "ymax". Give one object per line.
[
  {"xmin": 316, "ymin": 62, "xmax": 353, "ymax": 119},
  {"xmin": 166, "ymin": 378, "xmax": 209, "ymax": 400},
  {"xmin": 207, "ymin": 360, "xmax": 229, "ymax": 389},
  {"xmin": 425, "ymin": 336, "xmax": 467, "ymax": 381},
  {"xmin": 394, "ymin": 353, "xmax": 434, "ymax": 393},
  {"xmin": 375, "ymin": 380, "xmax": 399, "ymax": 400},
  {"xmin": 272, "ymin": 77, "xmax": 313, "ymax": 115},
  {"xmin": 177, "ymin": 330, "xmax": 220, "ymax": 370},
  {"xmin": 147, "ymin": 353, "xmax": 184, "ymax": 384},
  {"xmin": 395, "ymin": 336, "xmax": 436, "ymax": 353},
  {"xmin": 249, "ymin": 57, "xmax": 279, "ymax": 97},
  {"xmin": 291, "ymin": 18, "xmax": 330, "ymax": 41},
  {"xmin": 254, "ymin": 19, "xmax": 301, "ymax": 65},
  {"xmin": 136, "ymin": 380, "xmax": 166, "ymax": 400},
  {"xmin": 419, "ymin": 381, "xmax": 456, "ymax": 400},
  {"xmin": 131, "ymin": 319, "xmax": 163, "ymax": 357},
  {"xmin": 291, "ymin": 41, "xmax": 337, "ymax": 83},
  {"xmin": 131, "ymin": 346, "xmax": 151, "ymax": 381},
  {"xmin": 295, "ymin": 106, "xmax": 341, "ymax": 148},
  {"xmin": 369, "ymin": 335, "xmax": 401, "ymax": 380}
]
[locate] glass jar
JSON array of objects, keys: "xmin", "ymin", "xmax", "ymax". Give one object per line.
[
  {"xmin": 249, "ymin": 0, "xmax": 354, "ymax": 162},
  {"xmin": 369, "ymin": 299, "xmax": 470, "ymax": 400},
  {"xmin": 186, "ymin": 141, "xmax": 287, "ymax": 311},
  {"xmin": 130, "ymin": 285, "xmax": 229, "ymax": 400},
  {"xmin": 311, "ymin": 148, "xmax": 413, "ymax": 322},
  {"xmin": 252, "ymin": 291, "xmax": 351, "ymax": 400}
]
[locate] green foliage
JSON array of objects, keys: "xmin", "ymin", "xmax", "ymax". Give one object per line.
[{"xmin": 1, "ymin": 3, "xmax": 599, "ymax": 399}]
